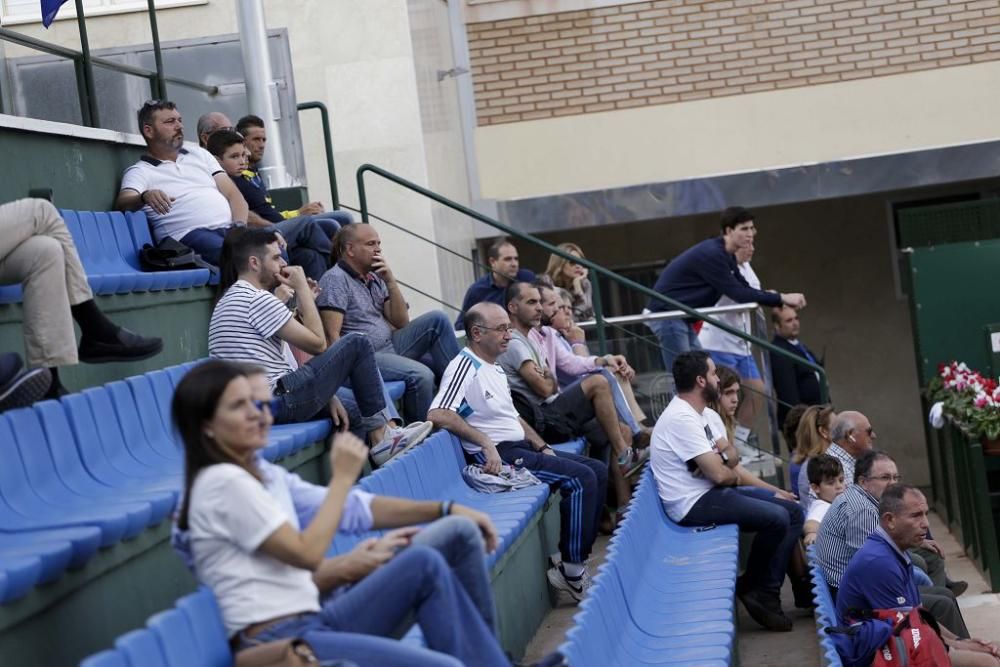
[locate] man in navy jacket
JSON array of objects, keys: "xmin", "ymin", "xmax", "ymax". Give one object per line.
[{"xmin": 646, "ymin": 206, "xmax": 806, "ymax": 376}]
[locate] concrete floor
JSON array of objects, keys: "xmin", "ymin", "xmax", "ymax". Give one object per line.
[{"xmin": 522, "ymin": 511, "xmax": 1000, "ymax": 666}]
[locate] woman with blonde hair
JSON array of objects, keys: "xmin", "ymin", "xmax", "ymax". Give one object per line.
[
  {"xmin": 792, "ymin": 404, "xmax": 836, "ymax": 508},
  {"xmin": 544, "ymin": 243, "xmax": 594, "ymax": 321}
]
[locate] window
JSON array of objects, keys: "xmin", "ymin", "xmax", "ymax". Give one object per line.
[{"xmin": 0, "ymin": 0, "xmax": 206, "ymax": 26}]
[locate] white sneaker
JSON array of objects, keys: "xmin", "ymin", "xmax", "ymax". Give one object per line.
[
  {"xmin": 370, "ymin": 421, "xmax": 433, "ymax": 467},
  {"xmin": 546, "ymin": 564, "xmax": 590, "ymax": 603}
]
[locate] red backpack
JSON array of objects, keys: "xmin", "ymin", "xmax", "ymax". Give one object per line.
[{"xmin": 869, "ymin": 608, "xmax": 951, "ymax": 667}]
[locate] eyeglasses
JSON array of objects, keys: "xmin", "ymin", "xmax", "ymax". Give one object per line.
[
  {"xmin": 477, "ymin": 324, "xmax": 512, "ymax": 334},
  {"xmin": 251, "ymin": 398, "xmax": 282, "ymax": 415},
  {"xmin": 867, "ymin": 473, "xmax": 902, "ymax": 482}
]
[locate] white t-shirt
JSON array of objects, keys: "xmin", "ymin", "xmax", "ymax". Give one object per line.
[
  {"xmin": 704, "ymin": 408, "xmax": 728, "ymax": 444},
  {"xmin": 187, "ymin": 463, "xmax": 320, "ymax": 637},
  {"xmin": 209, "ymin": 280, "xmax": 294, "ymax": 389},
  {"xmin": 806, "ymin": 497, "xmax": 832, "ymax": 526},
  {"xmin": 651, "ymin": 397, "xmax": 723, "ymax": 522},
  {"xmin": 119, "ymin": 146, "xmax": 233, "ymax": 242},
  {"xmin": 430, "ymin": 348, "xmax": 525, "ymax": 454},
  {"xmin": 698, "ymin": 262, "xmax": 761, "ymax": 355}
]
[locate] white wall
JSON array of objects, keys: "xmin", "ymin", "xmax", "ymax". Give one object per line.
[{"xmin": 475, "ymin": 60, "xmax": 1000, "ymax": 200}]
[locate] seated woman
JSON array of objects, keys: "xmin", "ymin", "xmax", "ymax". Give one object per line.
[{"xmin": 172, "ymin": 359, "xmax": 539, "ymax": 667}]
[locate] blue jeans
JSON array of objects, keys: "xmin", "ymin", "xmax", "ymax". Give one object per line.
[
  {"xmin": 598, "ymin": 368, "xmax": 640, "ymax": 436},
  {"xmin": 302, "ymin": 210, "xmax": 353, "ymax": 238},
  {"xmin": 274, "ymin": 333, "xmax": 388, "ymax": 430},
  {"xmin": 243, "ymin": 546, "xmax": 507, "ymax": 667},
  {"xmin": 337, "ymin": 368, "xmax": 401, "ymax": 431},
  {"xmin": 377, "ymin": 311, "xmax": 460, "ymax": 422},
  {"xmin": 706, "ymin": 350, "xmax": 762, "ymax": 380},
  {"xmin": 679, "ymin": 485, "xmax": 804, "ymax": 596},
  {"xmin": 271, "ymin": 218, "xmax": 331, "ymax": 281},
  {"xmin": 180, "ymin": 226, "xmax": 229, "ymax": 266},
  {"xmin": 649, "ymin": 318, "xmax": 701, "ymax": 375}
]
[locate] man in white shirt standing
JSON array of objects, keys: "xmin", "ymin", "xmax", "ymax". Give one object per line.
[{"xmin": 651, "ymin": 350, "xmax": 804, "ymax": 632}]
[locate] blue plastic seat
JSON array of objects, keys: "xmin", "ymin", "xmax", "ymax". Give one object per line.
[
  {"xmin": 0, "ymin": 415, "xmax": 131, "ymax": 546},
  {"xmin": 807, "ymin": 545, "xmax": 844, "ymax": 667},
  {"xmin": 4, "ymin": 407, "xmax": 158, "ymax": 537},
  {"xmin": 0, "ymin": 524, "xmax": 101, "ymax": 569},
  {"xmin": 90, "ymin": 383, "xmax": 181, "ymax": 473},
  {"xmin": 116, "ymin": 377, "xmax": 182, "ymax": 463},
  {"xmin": 175, "ymin": 588, "xmax": 231, "ymax": 667},
  {"xmin": 550, "ymin": 438, "xmax": 586, "ymax": 455},
  {"xmin": 0, "ymin": 284, "xmax": 22, "ymax": 304},
  {"xmin": 0, "ymin": 536, "xmax": 73, "ymax": 586},
  {"xmin": 147, "ymin": 608, "xmax": 202, "ymax": 667},
  {"xmin": 115, "ymin": 628, "xmax": 169, "ymax": 667},
  {"xmin": 0, "ymin": 554, "xmax": 42, "ymax": 603},
  {"xmin": 62, "ymin": 210, "xmax": 139, "ymax": 295}
]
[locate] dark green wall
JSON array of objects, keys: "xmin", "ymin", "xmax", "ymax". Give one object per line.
[{"xmin": 0, "ymin": 126, "xmax": 144, "ymax": 210}]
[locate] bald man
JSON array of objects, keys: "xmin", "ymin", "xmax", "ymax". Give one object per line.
[
  {"xmin": 197, "ymin": 111, "xmax": 233, "ymax": 148},
  {"xmin": 316, "ymin": 224, "xmax": 459, "ymax": 423}
]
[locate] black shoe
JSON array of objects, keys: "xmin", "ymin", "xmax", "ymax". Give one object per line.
[
  {"xmin": 792, "ymin": 576, "xmax": 816, "ymax": 609},
  {"xmin": 947, "ymin": 579, "xmax": 969, "ymax": 597},
  {"xmin": 738, "ymin": 589, "xmax": 793, "ymax": 632},
  {"xmin": 0, "ymin": 367, "xmax": 52, "ymax": 413},
  {"xmin": 78, "ymin": 327, "xmax": 163, "ymax": 364}
]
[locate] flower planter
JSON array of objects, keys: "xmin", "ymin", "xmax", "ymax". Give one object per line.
[{"xmin": 982, "ymin": 436, "xmax": 1000, "ymax": 457}]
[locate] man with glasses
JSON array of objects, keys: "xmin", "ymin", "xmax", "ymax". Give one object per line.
[
  {"xmin": 196, "ymin": 111, "xmax": 234, "ymax": 148},
  {"xmin": 316, "ymin": 223, "xmax": 459, "ymax": 423},
  {"xmin": 815, "ymin": 450, "xmax": 969, "ymax": 635},
  {"xmin": 825, "ymin": 410, "xmax": 876, "ymax": 489},
  {"xmin": 429, "ymin": 302, "xmax": 608, "ymax": 603}
]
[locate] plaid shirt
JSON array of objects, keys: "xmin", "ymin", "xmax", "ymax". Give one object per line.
[{"xmin": 814, "ymin": 483, "xmax": 879, "ymax": 588}]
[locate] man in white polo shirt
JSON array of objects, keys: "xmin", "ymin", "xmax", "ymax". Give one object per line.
[{"xmin": 115, "ymin": 100, "xmax": 328, "ymax": 279}]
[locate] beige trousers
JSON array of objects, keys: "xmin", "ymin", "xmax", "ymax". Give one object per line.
[{"xmin": 0, "ymin": 198, "xmax": 93, "ymax": 367}]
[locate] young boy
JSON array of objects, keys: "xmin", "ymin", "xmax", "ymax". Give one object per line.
[
  {"xmin": 205, "ymin": 128, "xmax": 249, "ymax": 179},
  {"xmin": 802, "ymin": 454, "xmax": 845, "ymax": 545}
]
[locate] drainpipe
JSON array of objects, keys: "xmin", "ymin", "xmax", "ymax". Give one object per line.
[{"xmin": 235, "ymin": 0, "xmax": 289, "ymax": 188}]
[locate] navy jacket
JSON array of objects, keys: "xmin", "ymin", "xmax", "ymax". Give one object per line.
[
  {"xmin": 770, "ymin": 335, "xmax": 823, "ymax": 427},
  {"xmin": 455, "ymin": 269, "xmax": 536, "ymax": 329},
  {"xmin": 646, "ymin": 237, "xmax": 782, "ymax": 312}
]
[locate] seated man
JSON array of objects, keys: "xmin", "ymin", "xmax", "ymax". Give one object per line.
[
  {"xmin": 533, "ymin": 281, "xmax": 648, "ymax": 443},
  {"xmin": 208, "ymin": 227, "xmax": 430, "ymax": 466},
  {"xmin": 196, "ymin": 111, "xmax": 233, "ymax": 148},
  {"xmin": 316, "ymin": 224, "xmax": 459, "ymax": 423},
  {"xmin": 0, "ymin": 198, "xmax": 162, "ymax": 397},
  {"xmin": 455, "ymin": 238, "xmax": 535, "ymax": 329},
  {"xmin": 837, "ymin": 484, "xmax": 999, "ymax": 666},
  {"xmin": 235, "ymin": 114, "xmax": 353, "ymax": 238},
  {"xmin": 651, "ymin": 350, "xmax": 804, "ymax": 632},
  {"xmin": 429, "ymin": 302, "xmax": 608, "ymax": 602},
  {"xmin": 499, "ymin": 282, "xmax": 644, "ymax": 478},
  {"xmin": 816, "ymin": 450, "xmax": 969, "ymax": 637},
  {"xmin": 115, "ymin": 100, "xmax": 329, "ymax": 279}
]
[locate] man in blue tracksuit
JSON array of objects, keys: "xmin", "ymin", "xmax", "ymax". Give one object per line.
[{"xmin": 646, "ymin": 206, "xmax": 807, "ymax": 375}]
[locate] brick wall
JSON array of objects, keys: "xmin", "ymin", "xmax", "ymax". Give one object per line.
[{"xmin": 468, "ymin": 0, "xmax": 1000, "ymax": 125}]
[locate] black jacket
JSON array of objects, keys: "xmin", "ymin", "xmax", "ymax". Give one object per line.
[{"xmin": 770, "ymin": 335, "xmax": 823, "ymax": 428}]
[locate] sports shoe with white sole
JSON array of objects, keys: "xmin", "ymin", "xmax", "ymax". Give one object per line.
[
  {"xmin": 546, "ymin": 564, "xmax": 590, "ymax": 603},
  {"xmin": 0, "ymin": 367, "xmax": 52, "ymax": 413},
  {"xmin": 369, "ymin": 421, "xmax": 433, "ymax": 467}
]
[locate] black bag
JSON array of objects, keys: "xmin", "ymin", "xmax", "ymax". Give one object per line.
[
  {"xmin": 139, "ymin": 237, "xmax": 217, "ymax": 275},
  {"xmin": 510, "ymin": 389, "xmax": 575, "ymax": 443}
]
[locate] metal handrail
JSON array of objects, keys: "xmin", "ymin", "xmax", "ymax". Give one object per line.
[
  {"xmin": 355, "ymin": 162, "xmax": 830, "ymax": 402},
  {"xmin": 575, "ymin": 302, "xmax": 759, "ymax": 329},
  {"xmin": 296, "ymin": 101, "xmax": 339, "ymax": 209}
]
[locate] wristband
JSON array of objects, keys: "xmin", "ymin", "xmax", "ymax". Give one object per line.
[{"xmin": 440, "ymin": 500, "xmax": 453, "ymax": 517}]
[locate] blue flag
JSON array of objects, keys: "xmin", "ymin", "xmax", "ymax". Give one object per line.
[{"xmin": 40, "ymin": 0, "xmax": 70, "ymax": 27}]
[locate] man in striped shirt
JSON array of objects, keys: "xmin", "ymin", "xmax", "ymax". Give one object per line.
[
  {"xmin": 208, "ymin": 228, "xmax": 431, "ymax": 466},
  {"xmin": 815, "ymin": 450, "xmax": 969, "ymax": 637},
  {"xmin": 429, "ymin": 302, "xmax": 608, "ymax": 603}
]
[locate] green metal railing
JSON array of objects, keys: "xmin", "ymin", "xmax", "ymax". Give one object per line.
[
  {"xmin": 296, "ymin": 101, "xmax": 339, "ymax": 209},
  {"xmin": 0, "ymin": 1, "xmax": 217, "ymax": 126},
  {"xmin": 355, "ymin": 162, "xmax": 830, "ymax": 403}
]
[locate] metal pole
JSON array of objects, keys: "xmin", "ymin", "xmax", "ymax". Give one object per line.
[
  {"xmin": 591, "ymin": 276, "xmax": 608, "ymax": 356},
  {"xmin": 73, "ymin": 0, "xmax": 99, "ymax": 126},
  {"xmin": 297, "ymin": 101, "xmax": 338, "ymax": 208},
  {"xmin": 235, "ymin": 0, "xmax": 289, "ymax": 188},
  {"xmin": 146, "ymin": 0, "xmax": 167, "ymax": 99}
]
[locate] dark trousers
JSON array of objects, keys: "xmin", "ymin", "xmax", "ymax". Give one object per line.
[
  {"xmin": 487, "ymin": 440, "xmax": 607, "ymax": 565},
  {"xmin": 680, "ymin": 485, "xmax": 805, "ymax": 596}
]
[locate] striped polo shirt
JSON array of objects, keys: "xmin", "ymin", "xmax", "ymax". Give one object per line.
[
  {"xmin": 208, "ymin": 279, "xmax": 294, "ymax": 389},
  {"xmin": 814, "ymin": 483, "xmax": 880, "ymax": 589}
]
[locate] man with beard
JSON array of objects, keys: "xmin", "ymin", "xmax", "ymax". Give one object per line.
[
  {"xmin": 651, "ymin": 350, "xmax": 804, "ymax": 632},
  {"xmin": 116, "ymin": 101, "xmax": 328, "ymax": 278},
  {"xmin": 207, "ymin": 228, "xmax": 431, "ymax": 466}
]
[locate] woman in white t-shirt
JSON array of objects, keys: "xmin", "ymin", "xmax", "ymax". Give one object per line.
[{"xmin": 172, "ymin": 360, "xmax": 515, "ymax": 667}]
